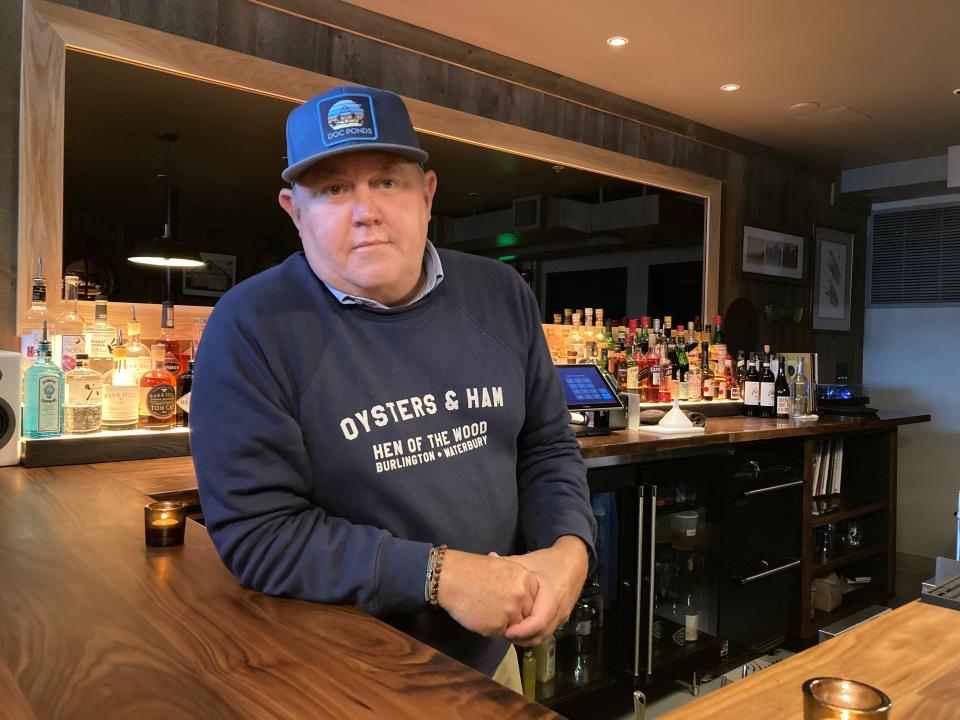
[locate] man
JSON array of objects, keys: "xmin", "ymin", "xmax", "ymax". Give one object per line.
[{"xmin": 191, "ymin": 85, "xmax": 595, "ymax": 689}]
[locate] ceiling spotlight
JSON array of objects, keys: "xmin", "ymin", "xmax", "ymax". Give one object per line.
[
  {"xmin": 606, "ymin": 36, "xmax": 629, "ymax": 47},
  {"xmin": 551, "ymin": 164, "xmax": 566, "ymax": 173},
  {"xmin": 954, "ymin": 88, "xmax": 960, "ymax": 95},
  {"xmin": 720, "ymin": 83, "xmax": 741, "ymax": 93}
]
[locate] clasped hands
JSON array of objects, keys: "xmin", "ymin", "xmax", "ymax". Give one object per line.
[{"xmin": 436, "ymin": 535, "xmax": 589, "ymax": 646}]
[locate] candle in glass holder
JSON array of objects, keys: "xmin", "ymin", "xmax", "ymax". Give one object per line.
[
  {"xmin": 144, "ymin": 500, "xmax": 187, "ymax": 547},
  {"xmin": 803, "ymin": 677, "xmax": 891, "ymax": 719}
]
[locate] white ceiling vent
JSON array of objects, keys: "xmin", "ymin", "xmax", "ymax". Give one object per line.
[
  {"xmin": 794, "ymin": 106, "xmax": 872, "ymax": 127},
  {"xmin": 871, "ymin": 205, "xmax": 960, "ymax": 304}
]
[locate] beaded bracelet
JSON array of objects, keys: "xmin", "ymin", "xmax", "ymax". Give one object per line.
[{"xmin": 427, "ymin": 544, "xmax": 448, "ymax": 607}]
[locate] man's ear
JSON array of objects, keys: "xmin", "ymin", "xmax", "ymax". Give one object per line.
[
  {"xmin": 278, "ymin": 187, "xmax": 300, "ymax": 229},
  {"xmin": 422, "ymin": 169, "xmax": 438, "ymax": 216}
]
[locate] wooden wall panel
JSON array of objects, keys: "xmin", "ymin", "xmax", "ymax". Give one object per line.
[
  {"xmin": 18, "ymin": 0, "xmax": 65, "ymax": 335},
  {"xmin": 0, "ymin": 0, "xmax": 23, "ymax": 352},
  {"xmin": 28, "ymin": 0, "xmax": 866, "ymax": 379}
]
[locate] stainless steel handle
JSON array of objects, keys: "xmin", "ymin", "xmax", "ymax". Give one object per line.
[
  {"xmin": 741, "ymin": 479, "xmax": 803, "ymax": 497},
  {"xmin": 633, "ymin": 690, "xmax": 647, "ymax": 720},
  {"xmin": 646, "ymin": 485, "xmax": 657, "ymax": 680},
  {"xmin": 632, "ymin": 486, "xmax": 645, "ymax": 678},
  {"xmin": 737, "ymin": 558, "xmax": 801, "ymax": 585}
]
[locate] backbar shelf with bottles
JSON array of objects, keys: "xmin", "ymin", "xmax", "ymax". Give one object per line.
[{"xmin": 20, "ymin": 427, "xmax": 190, "ymax": 468}]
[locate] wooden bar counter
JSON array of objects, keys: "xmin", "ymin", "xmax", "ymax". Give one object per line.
[
  {"xmin": 659, "ymin": 599, "xmax": 960, "ymax": 719},
  {"xmin": 0, "ymin": 412, "xmax": 929, "ymax": 718},
  {"xmin": 0, "ymin": 459, "xmax": 554, "ymax": 719}
]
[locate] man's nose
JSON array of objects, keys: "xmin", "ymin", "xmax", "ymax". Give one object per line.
[{"xmin": 352, "ymin": 185, "xmax": 382, "ymax": 225}]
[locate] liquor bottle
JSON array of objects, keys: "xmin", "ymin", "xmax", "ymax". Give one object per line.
[
  {"xmin": 19, "ymin": 257, "xmax": 54, "ymax": 371},
  {"xmin": 84, "ymin": 297, "xmax": 117, "ymax": 376},
  {"xmin": 701, "ymin": 342, "xmax": 714, "ymax": 401},
  {"xmin": 658, "ymin": 342, "xmax": 672, "ymax": 403},
  {"xmin": 639, "ymin": 317, "xmax": 650, "ymax": 354},
  {"xmin": 63, "ymin": 354, "xmax": 103, "ymax": 434},
  {"xmin": 125, "ymin": 306, "xmax": 153, "ymax": 382},
  {"xmin": 744, "ymin": 353, "xmax": 761, "ymax": 416},
  {"xmin": 687, "ymin": 349, "xmax": 703, "ymax": 402},
  {"xmin": 582, "ymin": 310, "xmax": 596, "ymax": 360},
  {"xmin": 615, "ymin": 340, "xmax": 628, "ymax": 388},
  {"xmin": 667, "ymin": 333, "xmax": 680, "ymax": 400},
  {"xmin": 759, "ymin": 352, "xmax": 776, "ymax": 418},
  {"xmin": 624, "ymin": 339, "xmax": 639, "ymax": 392},
  {"xmin": 677, "ymin": 334, "xmax": 689, "ymax": 401},
  {"xmin": 192, "ymin": 316, "xmax": 207, "ymax": 358},
  {"xmin": 569, "ymin": 314, "xmax": 583, "ymax": 363},
  {"xmin": 635, "ymin": 343, "xmax": 650, "ymax": 399},
  {"xmin": 157, "ymin": 301, "xmax": 188, "ymax": 376},
  {"xmin": 594, "ymin": 319, "xmax": 608, "ymax": 364},
  {"xmin": 647, "ymin": 341, "xmax": 661, "ymax": 402},
  {"xmin": 711, "ymin": 315, "xmax": 726, "ymax": 370},
  {"xmin": 21, "ymin": 321, "xmax": 63, "ymax": 439},
  {"xmin": 724, "ymin": 356, "xmax": 740, "ymax": 401},
  {"xmin": 734, "ymin": 351, "xmax": 746, "ymax": 397},
  {"xmin": 139, "ymin": 343, "xmax": 177, "ymax": 430},
  {"xmin": 572, "ymin": 599, "xmax": 594, "ymax": 684},
  {"xmin": 791, "ymin": 356, "xmax": 810, "ymax": 419},
  {"xmin": 177, "ymin": 359, "xmax": 194, "ymax": 427},
  {"xmin": 714, "ymin": 356, "xmax": 727, "ymax": 401},
  {"xmin": 54, "ymin": 274, "xmax": 85, "ymax": 371},
  {"xmin": 521, "ymin": 647, "xmax": 536, "ymax": 700},
  {"xmin": 775, "ymin": 355, "xmax": 791, "ymax": 418},
  {"xmin": 102, "ymin": 335, "xmax": 139, "ymax": 431}
]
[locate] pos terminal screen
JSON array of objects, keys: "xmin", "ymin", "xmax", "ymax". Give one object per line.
[{"xmin": 555, "ymin": 364, "xmax": 623, "ymax": 411}]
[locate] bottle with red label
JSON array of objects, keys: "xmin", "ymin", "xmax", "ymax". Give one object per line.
[
  {"xmin": 139, "ymin": 343, "xmax": 177, "ymax": 430},
  {"xmin": 157, "ymin": 301, "xmax": 189, "ymax": 377}
]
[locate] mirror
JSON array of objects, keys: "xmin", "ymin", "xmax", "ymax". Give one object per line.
[{"xmin": 64, "ymin": 51, "xmax": 705, "ymax": 320}]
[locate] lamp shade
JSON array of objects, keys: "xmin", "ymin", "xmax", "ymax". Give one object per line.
[{"xmin": 128, "ymin": 239, "xmax": 205, "ymax": 268}]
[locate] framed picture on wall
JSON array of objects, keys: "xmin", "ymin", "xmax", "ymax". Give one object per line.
[
  {"xmin": 811, "ymin": 225, "xmax": 854, "ymax": 331},
  {"xmin": 182, "ymin": 251, "xmax": 237, "ymax": 298},
  {"xmin": 741, "ymin": 225, "xmax": 805, "ymax": 281}
]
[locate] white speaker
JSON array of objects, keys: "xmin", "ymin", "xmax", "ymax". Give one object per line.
[{"xmin": 0, "ymin": 351, "xmax": 21, "ymax": 466}]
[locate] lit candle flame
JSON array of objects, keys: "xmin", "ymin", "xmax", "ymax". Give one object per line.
[{"xmin": 160, "ymin": 512, "xmax": 169, "ymax": 520}]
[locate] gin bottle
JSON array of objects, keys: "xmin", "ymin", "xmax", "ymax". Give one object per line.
[
  {"xmin": 84, "ymin": 297, "xmax": 116, "ymax": 376},
  {"xmin": 21, "ymin": 321, "xmax": 63, "ymax": 439},
  {"xmin": 54, "ymin": 274, "xmax": 85, "ymax": 371},
  {"xmin": 64, "ymin": 353, "xmax": 103, "ymax": 434},
  {"xmin": 19, "ymin": 257, "xmax": 54, "ymax": 372},
  {"xmin": 102, "ymin": 334, "xmax": 139, "ymax": 431}
]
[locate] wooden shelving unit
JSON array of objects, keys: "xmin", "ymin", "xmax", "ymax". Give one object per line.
[
  {"xmin": 811, "ymin": 542, "xmax": 887, "ymax": 575},
  {"xmin": 799, "ymin": 430, "xmax": 898, "ymax": 638},
  {"xmin": 811, "ymin": 500, "xmax": 887, "ymax": 528}
]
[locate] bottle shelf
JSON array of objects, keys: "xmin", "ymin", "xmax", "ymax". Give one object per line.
[
  {"xmin": 812, "ymin": 542, "xmax": 886, "ymax": 576},
  {"xmin": 20, "ymin": 426, "xmax": 190, "ymax": 468},
  {"xmin": 811, "ymin": 500, "xmax": 887, "ymax": 528}
]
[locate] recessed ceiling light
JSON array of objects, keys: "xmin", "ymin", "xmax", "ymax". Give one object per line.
[
  {"xmin": 720, "ymin": 83, "xmax": 741, "ymax": 93},
  {"xmin": 953, "ymin": 88, "xmax": 960, "ymax": 95},
  {"xmin": 606, "ymin": 36, "xmax": 629, "ymax": 47}
]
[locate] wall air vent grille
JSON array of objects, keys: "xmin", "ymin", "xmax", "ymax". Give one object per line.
[{"xmin": 871, "ymin": 205, "xmax": 960, "ymax": 305}]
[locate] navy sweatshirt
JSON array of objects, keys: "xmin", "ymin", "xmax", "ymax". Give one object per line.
[{"xmin": 190, "ymin": 249, "xmax": 596, "ymax": 675}]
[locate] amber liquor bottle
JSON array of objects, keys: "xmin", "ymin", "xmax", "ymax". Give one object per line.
[
  {"xmin": 139, "ymin": 343, "xmax": 177, "ymax": 430},
  {"xmin": 157, "ymin": 301, "xmax": 188, "ymax": 376}
]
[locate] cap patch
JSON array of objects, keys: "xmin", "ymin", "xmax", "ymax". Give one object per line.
[{"xmin": 317, "ymin": 94, "xmax": 379, "ymax": 147}]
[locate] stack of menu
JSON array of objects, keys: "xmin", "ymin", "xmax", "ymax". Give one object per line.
[{"xmin": 811, "ymin": 438, "xmax": 844, "ymax": 498}]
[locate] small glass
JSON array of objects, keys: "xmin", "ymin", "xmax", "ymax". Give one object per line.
[
  {"xmin": 802, "ymin": 677, "xmax": 891, "ymax": 718},
  {"xmin": 144, "ymin": 500, "xmax": 187, "ymax": 547}
]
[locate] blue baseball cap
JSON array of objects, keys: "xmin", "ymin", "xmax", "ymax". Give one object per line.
[{"xmin": 282, "ymin": 85, "xmax": 429, "ymax": 183}]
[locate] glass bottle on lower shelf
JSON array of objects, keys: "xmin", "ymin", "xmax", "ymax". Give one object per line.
[
  {"xmin": 139, "ymin": 343, "xmax": 177, "ymax": 430},
  {"xmin": 63, "ymin": 354, "xmax": 102, "ymax": 434},
  {"xmin": 21, "ymin": 321, "xmax": 63, "ymax": 439},
  {"xmin": 102, "ymin": 337, "xmax": 139, "ymax": 431}
]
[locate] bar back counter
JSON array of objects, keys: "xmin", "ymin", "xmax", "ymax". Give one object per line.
[{"xmin": 0, "ymin": 412, "xmax": 927, "ymax": 717}]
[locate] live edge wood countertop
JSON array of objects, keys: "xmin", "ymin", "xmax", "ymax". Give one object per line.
[
  {"xmin": 0, "ymin": 413, "xmax": 928, "ymax": 719},
  {"xmin": 0, "ymin": 459, "xmax": 555, "ymax": 720}
]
